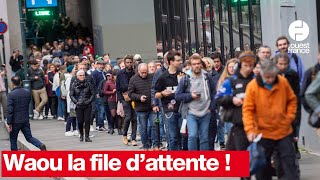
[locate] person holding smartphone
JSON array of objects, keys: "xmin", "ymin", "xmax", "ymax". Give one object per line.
[{"xmin": 9, "ymin": 49, "xmax": 23, "ymax": 75}]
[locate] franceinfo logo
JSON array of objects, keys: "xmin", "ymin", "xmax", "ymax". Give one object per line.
[{"xmin": 288, "ymin": 20, "xmax": 310, "ymax": 54}]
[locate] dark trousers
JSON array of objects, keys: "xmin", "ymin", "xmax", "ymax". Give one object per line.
[
  {"xmin": 76, "ymin": 105, "xmax": 92, "ymax": 137},
  {"xmin": 226, "ymin": 125, "xmax": 249, "ymax": 150},
  {"xmin": 209, "ymin": 114, "xmax": 217, "ymax": 150},
  {"xmin": 66, "ymin": 117, "xmax": 77, "ymax": 132},
  {"xmin": 122, "ymin": 101, "xmax": 137, "ymax": 140},
  {"xmin": 45, "ymin": 96, "xmax": 57, "ymax": 117},
  {"xmin": 256, "ymin": 135, "xmax": 300, "ymax": 180},
  {"xmin": 10, "ymin": 122, "xmax": 43, "ymax": 150}
]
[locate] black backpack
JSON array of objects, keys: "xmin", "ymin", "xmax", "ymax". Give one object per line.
[{"xmin": 98, "ymin": 79, "xmax": 106, "ymax": 98}]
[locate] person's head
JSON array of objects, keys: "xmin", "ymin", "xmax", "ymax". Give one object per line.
[
  {"xmin": 30, "ymin": 60, "xmax": 39, "ymax": 70},
  {"xmin": 33, "ymin": 51, "xmax": 42, "ymax": 64},
  {"xmin": 73, "ymin": 56, "xmax": 80, "ymax": 62},
  {"xmin": 76, "ymin": 70, "xmax": 86, "ymax": 81},
  {"xmin": 103, "ymin": 53, "xmax": 110, "ymax": 64},
  {"xmin": 167, "ymin": 50, "xmax": 182, "ymax": 68},
  {"xmin": 138, "ymin": 63, "xmax": 148, "ymax": 79},
  {"xmin": 189, "ymin": 54, "xmax": 202, "ymax": 75},
  {"xmin": 258, "ymin": 45, "xmax": 271, "ymax": 61},
  {"xmin": 202, "ymin": 57, "xmax": 214, "ymax": 72},
  {"xmin": 96, "ymin": 60, "xmax": 105, "ymax": 71},
  {"xmin": 13, "ymin": 49, "xmax": 20, "ymax": 55},
  {"xmin": 11, "ymin": 76, "xmax": 21, "ymax": 87},
  {"xmin": 209, "ymin": 52, "xmax": 222, "ymax": 70},
  {"xmin": 226, "ymin": 58, "xmax": 237, "ymax": 76},
  {"xmin": 260, "ymin": 60, "xmax": 279, "ymax": 85},
  {"xmin": 78, "ymin": 63, "xmax": 88, "ymax": 72},
  {"xmin": 274, "ymin": 53, "xmax": 290, "ymax": 73},
  {"xmin": 276, "ymin": 36, "xmax": 290, "ymax": 53},
  {"xmin": 49, "ymin": 64, "xmax": 56, "ymax": 72},
  {"xmin": 253, "ymin": 62, "xmax": 262, "ymax": 76},
  {"xmin": 105, "ymin": 64, "xmax": 113, "ymax": 71},
  {"xmin": 123, "ymin": 55, "xmax": 134, "ymax": 70},
  {"xmin": 106, "ymin": 71, "xmax": 113, "ymax": 81},
  {"xmin": 148, "ymin": 61, "xmax": 156, "ymax": 74},
  {"xmin": 239, "ymin": 51, "xmax": 256, "ymax": 77}
]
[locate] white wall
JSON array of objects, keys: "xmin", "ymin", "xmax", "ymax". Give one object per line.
[{"xmin": 90, "ymin": 0, "xmax": 157, "ymax": 60}]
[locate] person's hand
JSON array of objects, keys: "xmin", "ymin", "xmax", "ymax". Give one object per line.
[
  {"xmin": 5, "ymin": 123, "xmax": 12, "ymax": 132},
  {"xmin": 96, "ymin": 94, "xmax": 100, "ymax": 98},
  {"xmin": 61, "ymin": 96, "xmax": 66, "ymax": 100},
  {"xmin": 140, "ymin": 95, "xmax": 147, "ymax": 102},
  {"xmin": 113, "ymin": 89, "xmax": 116, "ymax": 93},
  {"xmin": 232, "ymin": 97, "xmax": 243, "ymax": 106},
  {"xmin": 161, "ymin": 90, "xmax": 172, "ymax": 97},
  {"xmin": 153, "ymin": 106, "xmax": 160, "ymax": 113},
  {"xmin": 247, "ymin": 133, "xmax": 256, "ymax": 142},
  {"xmin": 35, "ymin": 76, "xmax": 39, "ymax": 80},
  {"xmin": 191, "ymin": 91, "xmax": 200, "ymax": 100}
]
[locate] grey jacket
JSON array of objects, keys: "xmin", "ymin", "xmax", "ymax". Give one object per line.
[{"xmin": 305, "ymin": 73, "xmax": 320, "ymax": 113}]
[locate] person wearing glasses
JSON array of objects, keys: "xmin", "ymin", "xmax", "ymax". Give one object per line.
[{"xmin": 70, "ymin": 70, "xmax": 95, "ymax": 142}]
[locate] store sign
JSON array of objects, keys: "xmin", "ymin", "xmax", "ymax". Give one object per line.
[{"xmin": 26, "ymin": 0, "xmax": 57, "ymax": 8}]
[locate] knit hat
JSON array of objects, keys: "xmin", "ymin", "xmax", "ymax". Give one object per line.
[{"xmin": 67, "ymin": 65, "xmax": 74, "ymax": 73}]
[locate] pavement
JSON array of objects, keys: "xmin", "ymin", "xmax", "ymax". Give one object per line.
[{"xmin": 0, "ymin": 119, "xmax": 320, "ymax": 180}]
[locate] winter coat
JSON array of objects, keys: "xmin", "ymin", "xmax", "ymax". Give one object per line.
[
  {"xmin": 243, "ymin": 75, "xmax": 297, "ymax": 140},
  {"xmin": 70, "ymin": 78, "xmax": 95, "ymax": 109}
]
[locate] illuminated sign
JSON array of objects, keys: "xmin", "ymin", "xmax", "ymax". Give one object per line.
[
  {"xmin": 34, "ymin": 10, "xmax": 52, "ymax": 16},
  {"xmin": 26, "ymin": 0, "xmax": 58, "ymax": 8}
]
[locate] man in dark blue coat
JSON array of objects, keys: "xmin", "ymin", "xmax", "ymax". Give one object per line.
[{"xmin": 5, "ymin": 76, "xmax": 46, "ymax": 151}]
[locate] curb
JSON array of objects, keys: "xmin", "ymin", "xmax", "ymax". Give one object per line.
[{"xmin": 17, "ymin": 135, "xmax": 88, "ymax": 180}]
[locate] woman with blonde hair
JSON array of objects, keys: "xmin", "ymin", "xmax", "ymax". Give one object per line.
[
  {"xmin": 202, "ymin": 57, "xmax": 214, "ymax": 73},
  {"xmin": 215, "ymin": 58, "xmax": 237, "ymax": 149},
  {"xmin": 216, "ymin": 58, "xmax": 238, "ymax": 91}
]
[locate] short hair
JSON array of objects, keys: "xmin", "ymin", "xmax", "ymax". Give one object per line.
[
  {"xmin": 167, "ymin": 50, "xmax": 181, "ymax": 64},
  {"xmin": 209, "ymin": 51, "xmax": 221, "ymax": 61},
  {"xmin": 260, "ymin": 60, "xmax": 278, "ymax": 75},
  {"xmin": 11, "ymin": 76, "xmax": 21, "ymax": 86},
  {"xmin": 276, "ymin": 36, "xmax": 290, "ymax": 46},
  {"xmin": 273, "ymin": 52, "xmax": 290, "ymax": 64},
  {"xmin": 138, "ymin": 63, "xmax": 148, "ymax": 71},
  {"xmin": 239, "ymin": 51, "xmax": 256, "ymax": 64},
  {"xmin": 123, "ymin": 55, "xmax": 134, "ymax": 62},
  {"xmin": 258, "ymin": 45, "xmax": 271, "ymax": 52},
  {"xmin": 76, "ymin": 70, "xmax": 85, "ymax": 76},
  {"xmin": 33, "ymin": 51, "xmax": 42, "ymax": 59},
  {"xmin": 189, "ymin": 53, "xmax": 202, "ymax": 61}
]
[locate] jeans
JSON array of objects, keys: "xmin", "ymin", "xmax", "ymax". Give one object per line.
[
  {"xmin": 256, "ymin": 135, "xmax": 299, "ymax": 180},
  {"xmin": 217, "ymin": 119, "xmax": 225, "ymax": 145},
  {"xmin": 137, "ymin": 111, "xmax": 158, "ymax": 149},
  {"xmin": 164, "ymin": 111, "xmax": 182, "ymax": 150},
  {"xmin": 10, "ymin": 122, "xmax": 43, "ymax": 150},
  {"xmin": 57, "ymin": 96, "xmax": 65, "ymax": 118},
  {"xmin": 122, "ymin": 101, "xmax": 137, "ymax": 140},
  {"xmin": 95, "ymin": 98, "xmax": 106, "ymax": 128},
  {"xmin": 66, "ymin": 117, "xmax": 77, "ymax": 132},
  {"xmin": 224, "ymin": 122, "xmax": 233, "ymax": 135},
  {"xmin": 186, "ymin": 112, "xmax": 211, "ymax": 150}
]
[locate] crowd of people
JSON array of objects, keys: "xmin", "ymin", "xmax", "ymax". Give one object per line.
[{"xmin": 5, "ymin": 34, "xmax": 320, "ymax": 179}]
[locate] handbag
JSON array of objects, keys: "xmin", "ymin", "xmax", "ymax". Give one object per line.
[{"xmin": 219, "ymin": 106, "xmax": 234, "ymax": 123}]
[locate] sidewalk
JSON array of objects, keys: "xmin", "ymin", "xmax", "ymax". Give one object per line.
[{"xmin": 2, "ymin": 119, "xmax": 320, "ymax": 180}]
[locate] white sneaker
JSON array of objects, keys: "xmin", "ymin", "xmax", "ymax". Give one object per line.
[
  {"xmin": 104, "ymin": 120, "xmax": 107, "ymax": 124},
  {"xmin": 90, "ymin": 125, "xmax": 96, "ymax": 132},
  {"xmin": 33, "ymin": 110, "xmax": 39, "ymax": 117},
  {"xmin": 57, "ymin": 117, "xmax": 64, "ymax": 121},
  {"xmin": 65, "ymin": 131, "xmax": 74, "ymax": 136},
  {"xmin": 73, "ymin": 130, "xmax": 79, "ymax": 136},
  {"xmin": 96, "ymin": 126, "xmax": 100, "ymax": 130},
  {"xmin": 37, "ymin": 115, "xmax": 44, "ymax": 120}
]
